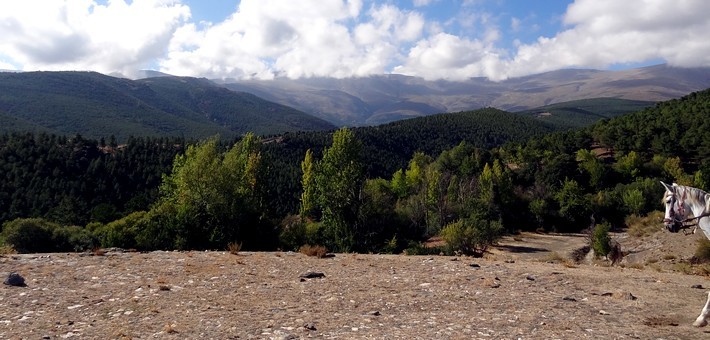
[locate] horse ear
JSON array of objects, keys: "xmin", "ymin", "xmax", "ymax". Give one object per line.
[{"xmin": 660, "ymin": 181, "xmax": 673, "ymax": 191}]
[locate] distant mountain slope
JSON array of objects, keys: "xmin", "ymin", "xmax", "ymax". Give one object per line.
[
  {"xmin": 589, "ymin": 88, "xmax": 710, "ymax": 162},
  {"xmin": 0, "ymin": 71, "xmax": 334, "ymax": 141},
  {"xmin": 219, "ymin": 64, "xmax": 710, "ymax": 126},
  {"xmin": 517, "ymin": 98, "xmax": 655, "ymax": 129}
]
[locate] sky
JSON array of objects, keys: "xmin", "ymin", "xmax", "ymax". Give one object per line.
[{"xmin": 0, "ymin": 0, "xmax": 708, "ymax": 81}]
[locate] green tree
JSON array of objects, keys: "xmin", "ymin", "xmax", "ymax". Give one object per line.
[
  {"xmin": 299, "ymin": 149, "xmax": 317, "ymax": 219},
  {"xmin": 576, "ymin": 149, "xmax": 606, "ymax": 189},
  {"xmin": 153, "ymin": 134, "xmax": 264, "ymax": 250},
  {"xmin": 614, "ymin": 151, "xmax": 641, "ymax": 180},
  {"xmin": 555, "ymin": 178, "xmax": 590, "ymax": 230},
  {"xmin": 315, "ymin": 128, "xmax": 365, "ymax": 252},
  {"xmin": 591, "ymin": 222, "xmax": 612, "ymax": 257},
  {"xmin": 622, "ymin": 188, "xmax": 644, "ymax": 216},
  {"xmin": 440, "ymin": 217, "xmax": 503, "ymax": 257}
]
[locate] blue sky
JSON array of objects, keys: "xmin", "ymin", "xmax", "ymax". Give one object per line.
[{"xmin": 0, "ymin": 0, "xmax": 708, "ymax": 80}]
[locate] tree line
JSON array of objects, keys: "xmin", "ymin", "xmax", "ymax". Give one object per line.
[{"xmin": 2, "ymin": 88, "xmax": 710, "ymax": 254}]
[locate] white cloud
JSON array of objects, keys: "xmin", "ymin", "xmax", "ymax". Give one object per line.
[
  {"xmin": 1, "ymin": 0, "xmax": 709, "ymax": 81},
  {"xmin": 412, "ymin": 0, "xmax": 436, "ymax": 7},
  {"xmin": 160, "ymin": 0, "xmax": 424, "ymax": 79},
  {"xmin": 0, "ymin": 0, "xmax": 190, "ymax": 77},
  {"xmin": 394, "ymin": 32, "xmax": 505, "ymax": 81},
  {"xmin": 397, "ymin": 0, "xmax": 710, "ymax": 81},
  {"xmin": 502, "ymin": 0, "xmax": 710, "ymax": 78}
]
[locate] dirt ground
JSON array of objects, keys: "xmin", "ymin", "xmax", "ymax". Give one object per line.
[{"xmin": 2, "ymin": 230, "xmax": 710, "ymax": 339}]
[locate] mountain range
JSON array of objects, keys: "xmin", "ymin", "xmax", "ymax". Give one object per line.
[
  {"xmin": 219, "ymin": 64, "xmax": 710, "ymax": 126},
  {"xmin": 1, "ymin": 64, "xmax": 709, "ymax": 141},
  {"xmin": 0, "ymin": 71, "xmax": 334, "ymax": 141}
]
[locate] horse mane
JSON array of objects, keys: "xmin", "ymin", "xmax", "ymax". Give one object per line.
[{"xmin": 671, "ymin": 183, "xmax": 710, "ymax": 213}]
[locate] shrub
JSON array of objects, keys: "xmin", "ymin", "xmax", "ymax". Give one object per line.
[
  {"xmin": 52, "ymin": 225, "xmax": 98, "ymax": 252},
  {"xmin": 299, "ymin": 244, "xmax": 328, "ymax": 258},
  {"xmin": 626, "ymin": 211, "xmax": 663, "ymax": 238},
  {"xmin": 0, "ymin": 218, "xmax": 96, "ymax": 253},
  {"xmin": 694, "ymin": 238, "xmax": 710, "ymax": 263},
  {"xmin": 0, "ymin": 218, "xmax": 57, "ymax": 253},
  {"xmin": 440, "ymin": 217, "xmax": 503, "ymax": 257},
  {"xmin": 279, "ymin": 215, "xmax": 307, "ymax": 251},
  {"xmin": 227, "ymin": 242, "xmax": 242, "ymax": 255},
  {"xmin": 403, "ymin": 241, "xmax": 449, "ymax": 256},
  {"xmin": 94, "ymin": 211, "xmax": 146, "ymax": 249},
  {"xmin": 591, "ymin": 222, "xmax": 612, "ymax": 257}
]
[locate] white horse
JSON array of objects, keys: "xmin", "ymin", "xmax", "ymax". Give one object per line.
[{"xmin": 661, "ymin": 181, "xmax": 710, "ymax": 326}]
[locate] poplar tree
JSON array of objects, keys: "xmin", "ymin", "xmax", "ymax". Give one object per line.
[{"xmin": 315, "ymin": 128, "xmax": 364, "ymax": 252}]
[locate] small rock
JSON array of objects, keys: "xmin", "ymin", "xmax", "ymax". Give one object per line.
[
  {"xmin": 450, "ymin": 257, "xmax": 459, "ymax": 261},
  {"xmin": 469, "ymin": 263, "xmax": 481, "ymax": 268},
  {"xmin": 525, "ymin": 275, "xmax": 535, "ymax": 281},
  {"xmin": 692, "ymin": 284, "xmax": 704, "ymax": 289},
  {"xmin": 368, "ymin": 311, "xmax": 381, "ymax": 316},
  {"xmin": 299, "ymin": 272, "xmax": 325, "ymax": 279},
  {"xmin": 563, "ymin": 296, "xmax": 577, "ymax": 302},
  {"xmin": 4, "ymin": 272, "xmax": 27, "ymax": 287},
  {"xmin": 599, "ymin": 310, "xmax": 610, "ymax": 315},
  {"xmin": 303, "ymin": 323, "xmax": 317, "ymax": 331},
  {"xmin": 504, "ymin": 260, "xmax": 515, "ymax": 263}
]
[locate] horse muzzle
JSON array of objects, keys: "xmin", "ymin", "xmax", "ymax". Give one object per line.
[{"xmin": 663, "ymin": 218, "xmax": 682, "ymax": 233}]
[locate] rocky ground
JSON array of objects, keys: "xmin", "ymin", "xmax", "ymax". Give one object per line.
[{"xmin": 2, "ymin": 230, "xmax": 710, "ymax": 339}]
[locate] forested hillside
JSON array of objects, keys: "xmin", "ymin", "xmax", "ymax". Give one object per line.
[
  {"xmin": 0, "ymin": 72, "xmax": 334, "ymax": 141},
  {"xmin": 1, "ymin": 89, "xmax": 708, "ymax": 254},
  {"xmin": 516, "ymin": 98, "xmax": 654, "ymax": 129},
  {"xmin": 0, "ymin": 133, "xmax": 183, "ymax": 226}
]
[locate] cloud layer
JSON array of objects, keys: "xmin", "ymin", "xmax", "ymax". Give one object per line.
[{"xmin": 1, "ymin": 0, "xmax": 709, "ymax": 81}]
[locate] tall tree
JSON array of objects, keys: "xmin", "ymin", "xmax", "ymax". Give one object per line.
[
  {"xmin": 315, "ymin": 128, "xmax": 364, "ymax": 252},
  {"xmin": 299, "ymin": 149, "xmax": 317, "ymax": 220}
]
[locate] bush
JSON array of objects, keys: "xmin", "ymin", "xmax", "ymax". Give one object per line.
[
  {"xmin": 94, "ymin": 211, "xmax": 146, "ymax": 249},
  {"xmin": 0, "ymin": 218, "xmax": 57, "ymax": 253},
  {"xmin": 591, "ymin": 222, "xmax": 612, "ymax": 257},
  {"xmin": 694, "ymin": 238, "xmax": 710, "ymax": 263},
  {"xmin": 440, "ymin": 217, "xmax": 503, "ymax": 257},
  {"xmin": 299, "ymin": 244, "xmax": 328, "ymax": 258},
  {"xmin": 404, "ymin": 241, "xmax": 449, "ymax": 256},
  {"xmin": 52, "ymin": 225, "xmax": 98, "ymax": 252},
  {"xmin": 625, "ymin": 211, "xmax": 663, "ymax": 237},
  {"xmin": 279, "ymin": 215, "xmax": 307, "ymax": 251},
  {"xmin": 0, "ymin": 218, "xmax": 97, "ymax": 253}
]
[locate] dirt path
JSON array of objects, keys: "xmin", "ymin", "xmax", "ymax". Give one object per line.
[{"xmin": 490, "ymin": 232, "xmax": 589, "ymax": 262}]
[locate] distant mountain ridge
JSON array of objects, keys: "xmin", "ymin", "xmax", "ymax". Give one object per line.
[
  {"xmin": 0, "ymin": 71, "xmax": 335, "ymax": 141},
  {"xmin": 218, "ymin": 64, "xmax": 710, "ymax": 126}
]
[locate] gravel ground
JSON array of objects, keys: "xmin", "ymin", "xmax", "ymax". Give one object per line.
[{"xmin": 2, "ymin": 241, "xmax": 710, "ymax": 339}]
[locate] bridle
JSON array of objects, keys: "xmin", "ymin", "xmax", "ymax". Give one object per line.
[{"xmin": 664, "ymin": 188, "xmax": 710, "ymax": 234}]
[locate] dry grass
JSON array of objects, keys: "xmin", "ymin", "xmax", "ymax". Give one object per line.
[
  {"xmin": 0, "ymin": 244, "xmax": 17, "ymax": 255},
  {"xmin": 163, "ymin": 323, "xmax": 178, "ymax": 334},
  {"xmin": 540, "ymin": 251, "xmax": 576, "ymax": 267},
  {"xmin": 694, "ymin": 238, "xmax": 710, "ymax": 263},
  {"xmin": 227, "ymin": 242, "xmax": 242, "ymax": 255},
  {"xmin": 299, "ymin": 244, "xmax": 328, "ymax": 258},
  {"xmin": 622, "ymin": 263, "xmax": 645, "ymax": 270},
  {"xmin": 626, "ymin": 211, "xmax": 664, "ymax": 238}
]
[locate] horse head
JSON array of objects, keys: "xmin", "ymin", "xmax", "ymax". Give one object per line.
[{"xmin": 661, "ymin": 181, "xmax": 688, "ymax": 233}]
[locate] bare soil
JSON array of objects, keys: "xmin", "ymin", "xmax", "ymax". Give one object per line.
[{"xmin": 2, "ymin": 230, "xmax": 710, "ymax": 339}]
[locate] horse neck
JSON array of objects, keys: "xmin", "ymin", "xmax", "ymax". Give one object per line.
[
  {"xmin": 680, "ymin": 187, "xmax": 709, "ymax": 216},
  {"xmin": 680, "ymin": 186, "xmax": 710, "ymax": 239}
]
